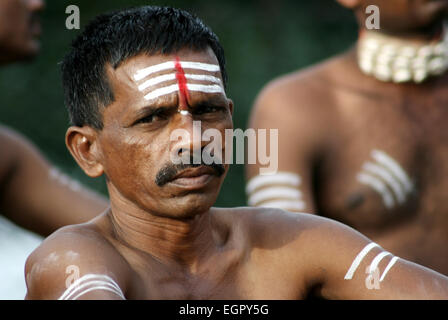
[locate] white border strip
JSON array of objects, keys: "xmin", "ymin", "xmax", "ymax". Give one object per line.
[
  {"xmin": 246, "ymin": 173, "xmax": 301, "ymax": 194},
  {"xmin": 248, "ymin": 187, "xmax": 302, "ymax": 206},
  {"xmin": 344, "ymin": 242, "xmax": 380, "ymax": 280}
]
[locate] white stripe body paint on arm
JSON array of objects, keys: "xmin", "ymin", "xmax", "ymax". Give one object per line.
[
  {"xmin": 344, "ymin": 242, "xmax": 380, "ymax": 280},
  {"xmin": 344, "ymin": 243, "xmax": 400, "ymax": 283},
  {"xmin": 58, "ymin": 274, "xmax": 125, "ymax": 300},
  {"xmin": 368, "ymin": 251, "xmax": 391, "ymax": 274},
  {"xmin": 257, "ymin": 200, "xmax": 306, "ymax": 211},
  {"xmin": 379, "ymin": 256, "xmax": 399, "ymax": 282},
  {"xmin": 248, "ymin": 187, "xmax": 302, "ymax": 206},
  {"xmin": 245, "ymin": 172, "xmax": 305, "ymax": 212},
  {"xmin": 246, "ymin": 172, "xmax": 301, "ymax": 194}
]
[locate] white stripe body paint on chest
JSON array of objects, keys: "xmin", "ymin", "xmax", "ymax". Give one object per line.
[
  {"xmin": 133, "ymin": 60, "xmax": 224, "ymax": 102},
  {"xmin": 58, "ymin": 274, "xmax": 125, "ymax": 300},
  {"xmin": 245, "ymin": 172, "xmax": 306, "ymax": 212},
  {"xmin": 357, "ymin": 149, "xmax": 414, "ymax": 210},
  {"xmin": 344, "ymin": 242, "xmax": 399, "ymax": 283}
]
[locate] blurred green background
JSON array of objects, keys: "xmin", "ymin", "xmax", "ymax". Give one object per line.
[{"xmin": 0, "ymin": 0, "xmax": 357, "ymax": 208}]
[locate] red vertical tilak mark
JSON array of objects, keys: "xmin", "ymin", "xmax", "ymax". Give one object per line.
[{"xmin": 174, "ymin": 57, "xmax": 190, "ymax": 110}]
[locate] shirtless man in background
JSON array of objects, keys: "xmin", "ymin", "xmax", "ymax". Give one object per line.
[
  {"xmin": 247, "ymin": 0, "xmax": 448, "ymax": 275},
  {"xmin": 0, "ymin": 0, "xmax": 108, "ymax": 298},
  {"xmin": 25, "ymin": 6, "xmax": 448, "ymax": 300},
  {"xmin": 0, "ymin": 0, "xmax": 107, "ymax": 235}
]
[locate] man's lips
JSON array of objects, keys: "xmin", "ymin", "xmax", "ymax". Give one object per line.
[
  {"xmin": 169, "ymin": 166, "xmax": 217, "ymax": 188},
  {"xmin": 174, "ymin": 165, "xmax": 216, "ymax": 179}
]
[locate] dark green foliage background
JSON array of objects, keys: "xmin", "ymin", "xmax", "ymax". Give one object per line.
[{"xmin": 0, "ymin": 0, "xmax": 357, "ymax": 207}]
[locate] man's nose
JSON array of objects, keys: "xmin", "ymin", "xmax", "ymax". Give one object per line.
[{"xmin": 170, "ymin": 113, "xmax": 207, "ymax": 163}]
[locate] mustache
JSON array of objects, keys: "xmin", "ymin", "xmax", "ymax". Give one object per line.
[{"xmin": 155, "ymin": 162, "xmax": 225, "ymax": 187}]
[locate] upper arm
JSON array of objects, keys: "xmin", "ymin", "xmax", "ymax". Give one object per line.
[
  {"xmin": 24, "ymin": 228, "xmax": 127, "ymax": 300},
  {"xmin": 0, "ymin": 126, "xmax": 108, "ymax": 235},
  {"xmin": 245, "ymin": 75, "xmax": 331, "ymax": 213},
  {"xmin": 300, "ymin": 216, "xmax": 448, "ymax": 299}
]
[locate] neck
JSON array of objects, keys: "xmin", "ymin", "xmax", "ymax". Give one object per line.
[
  {"xmin": 361, "ymin": 20, "xmax": 445, "ymax": 43},
  {"xmin": 107, "ymin": 185, "xmax": 222, "ymax": 269}
]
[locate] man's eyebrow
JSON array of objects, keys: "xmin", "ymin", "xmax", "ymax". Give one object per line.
[
  {"xmin": 192, "ymin": 96, "xmax": 228, "ymax": 108},
  {"xmin": 133, "ymin": 105, "xmax": 177, "ymax": 118}
]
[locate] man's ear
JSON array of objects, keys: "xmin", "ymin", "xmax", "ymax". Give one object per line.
[
  {"xmin": 228, "ymin": 99, "xmax": 234, "ymax": 117},
  {"xmin": 336, "ymin": 0, "xmax": 361, "ymax": 9},
  {"xmin": 65, "ymin": 126, "xmax": 104, "ymax": 178}
]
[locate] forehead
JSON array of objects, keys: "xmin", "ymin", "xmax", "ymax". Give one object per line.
[
  {"xmin": 120, "ymin": 47, "xmax": 221, "ymax": 81},
  {"xmin": 105, "ymin": 47, "xmax": 225, "ymax": 115}
]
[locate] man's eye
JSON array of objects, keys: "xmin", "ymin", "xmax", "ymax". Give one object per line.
[
  {"xmin": 136, "ymin": 112, "xmax": 166, "ymax": 125},
  {"xmin": 195, "ymin": 106, "xmax": 224, "ymax": 115},
  {"xmin": 137, "ymin": 115, "xmax": 155, "ymax": 124}
]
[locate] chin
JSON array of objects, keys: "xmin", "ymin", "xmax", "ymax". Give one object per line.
[{"xmin": 153, "ymin": 193, "xmax": 218, "ymax": 220}]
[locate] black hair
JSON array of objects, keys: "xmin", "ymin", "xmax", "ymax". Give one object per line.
[{"xmin": 61, "ymin": 6, "xmax": 227, "ymax": 129}]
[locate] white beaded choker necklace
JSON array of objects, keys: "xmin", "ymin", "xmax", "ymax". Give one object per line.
[{"xmin": 357, "ymin": 29, "xmax": 448, "ymax": 83}]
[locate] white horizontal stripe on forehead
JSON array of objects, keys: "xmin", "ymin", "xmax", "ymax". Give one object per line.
[
  {"xmin": 138, "ymin": 73, "xmax": 222, "ymax": 91},
  {"xmin": 248, "ymin": 186, "xmax": 302, "ymax": 206},
  {"xmin": 143, "ymin": 83, "xmax": 224, "ymax": 101},
  {"xmin": 257, "ymin": 199, "xmax": 306, "ymax": 212},
  {"xmin": 246, "ymin": 172, "xmax": 301, "ymax": 195},
  {"xmin": 143, "ymin": 84, "xmax": 179, "ymax": 101},
  {"xmin": 134, "ymin": 61, "xmax": 221, "ymax": 81}
]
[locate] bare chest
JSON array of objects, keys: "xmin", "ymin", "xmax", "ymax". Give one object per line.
[
  {"xmin": 318, "ymin": 90, "xmax": 448, "ymax": 234},
  {"xmin": 123, "ymin": 246, "xmax": 305, "ymax": 300}
]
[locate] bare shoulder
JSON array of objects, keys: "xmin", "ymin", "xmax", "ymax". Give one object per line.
[
  {"xmin": 249, "ymin": 55, "xmax": 346, "ymax": 133},
  {"xmin": 218, "ymin": 206, "xmax": 365, "ymax": 249},
  {"xmin": 0, "ymin": 124, "xmax": 34, "ymax": 152},
  {"xmin": 25, "ymin": 218, "xmax": 130, "ymax": 299},
  {"xmin": 0, "ymin": 125, "xmax": 43, "ymax": 176},
  {"xmin": 0, "ymin": 125, "xmax": 22, "ymax": 169}
]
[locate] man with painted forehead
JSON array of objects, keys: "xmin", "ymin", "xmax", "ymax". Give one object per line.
[
  {"xmin": 25, "ymin": 6, "xmax": 448, "ymax": 300},
  {"xmin": 247, "ymin": 0, "xmax": 448, "ymax": 276}
]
